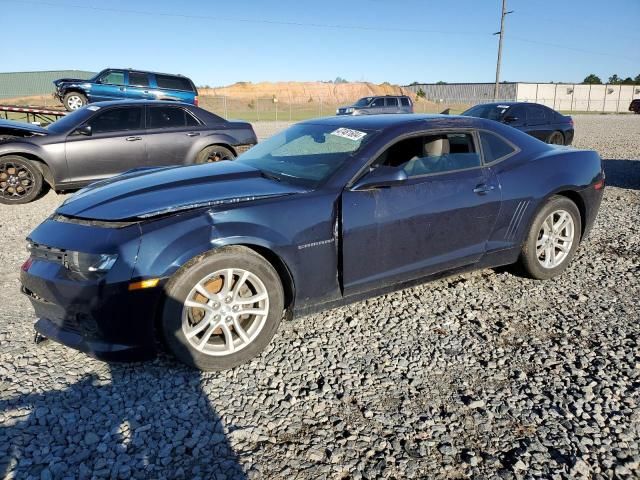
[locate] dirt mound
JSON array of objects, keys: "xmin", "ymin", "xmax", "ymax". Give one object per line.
[{"xmin": 199, "ymin": 81, "xmax": 412, "ymax": 102}]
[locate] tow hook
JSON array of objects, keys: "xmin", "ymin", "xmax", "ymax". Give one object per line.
[{"xmin": 34, "ymin": 332, "xmax": 47, "ymax": 344}]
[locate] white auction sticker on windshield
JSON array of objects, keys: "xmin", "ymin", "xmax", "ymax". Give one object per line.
[{"xmin": 330, "ymin": 128, "xmax": 367, "ymax": 141}]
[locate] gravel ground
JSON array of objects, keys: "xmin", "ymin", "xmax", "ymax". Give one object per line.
[{"xmin": 0, "ymin": 115, "xmax": 639, "ymax": 479}]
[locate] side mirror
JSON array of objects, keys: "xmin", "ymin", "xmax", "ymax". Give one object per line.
[
  {"xmin": 75, "ymin": 125, "xmax": 92, "ymax": 136},
  {"xmin": 352, "ymin": 166, "xmax": 408, "ymax": 190},
  {"xmin": 503, "ymin": 115, "xmax": 518, "ymax": 123}
]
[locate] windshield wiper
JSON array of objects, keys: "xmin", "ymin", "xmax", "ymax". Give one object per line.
[{"xmin": 260, "ymin": 170, "xmax": 281, "ymax": 182}]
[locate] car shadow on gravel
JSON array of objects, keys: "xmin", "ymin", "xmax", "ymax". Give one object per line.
[
  {"xmin": 0, "ymin": 362, "xmax": 247, "ymax": 479},
  {"xmin": 601, "ymin": 158, "xmax": 640, "ymax": 190}
]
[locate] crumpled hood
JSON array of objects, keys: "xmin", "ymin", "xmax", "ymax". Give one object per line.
[
  {"xmin": 0, "ymin": 119, "xmax": 49, "ymax": 136},
  {"xmin": 57, "ymin": 162, "xmax": 306, "ymax": 221},
  {"xmin": 53, "ymin": 77, "xmax": 87, "ymax": 86}
]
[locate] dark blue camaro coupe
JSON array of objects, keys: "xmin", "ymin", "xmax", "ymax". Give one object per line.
[{"xmin": 20, "ymin": 114, "xmax": 604, "ymax": 370}]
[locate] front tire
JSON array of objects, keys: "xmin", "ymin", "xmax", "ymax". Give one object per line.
[
  {"xmin": 195, "ymin": 145, "xmax": 235, "ymax": 164},
  {"xmin": 0, "ymin": 155, "xmax": 43, "ymax": 204},
  {"xmin": 161, "ymin": 246, "xmax": 285, "ymax": 370},
  {"xmin": 519, "ymin": 196, "xmax": 581, "ymax": 280},
  {"xmin": 63, "ymin": 92, "xmax": 87, "ymax": 111}
]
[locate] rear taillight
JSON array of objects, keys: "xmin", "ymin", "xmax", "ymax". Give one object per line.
[
  {"xmin": 569, "ymin": 117, "xmax": 574, "ymax": 127},
  {"xmin": 594, "ymin": 179, "xmax": 605, "ymax": 190},
  {"xmin": 194, "ymin": 96, "xmax": 198, "ymax": 107}
]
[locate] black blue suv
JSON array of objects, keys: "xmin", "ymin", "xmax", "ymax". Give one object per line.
[
  {"xmin": 54, "ymin": 68, "xmax": 199, "ymax": 111},
  {"xmin": 336, "ymin": 95, "xmax": 413, "ymax": 115}
]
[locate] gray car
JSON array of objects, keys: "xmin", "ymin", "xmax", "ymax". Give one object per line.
[
  {"xmin": 336, "ymin": 95, "xmax": 413, "ymax": 115},
  {"xmin": 0, "ymin": 100, "xmax": 257, "ymax": 204}
]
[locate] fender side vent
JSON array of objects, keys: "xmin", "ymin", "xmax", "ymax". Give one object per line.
[{"xmin": 505, "ymin": 200, "xmax": 529, "ymax": 241}]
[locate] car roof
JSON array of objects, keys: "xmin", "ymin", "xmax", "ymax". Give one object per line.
[
  {"xmin": 300, "ymin": 113, "xmax": 485, "ymax": 130},
  {"xmin": 102, "ymin": 68, "xmax": 189, "ymax": 78},
  {"xmin": 475, "ymin": 102, "xmax": 554, "ymax": 109},
  {"xmin": 86, "ymin": 100, "xmax": 196, "ymax": 108}
]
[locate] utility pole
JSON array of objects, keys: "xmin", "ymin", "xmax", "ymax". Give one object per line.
[{"xmin": 493, "ymin": 0, "xmax": 513, "ymax": 100}]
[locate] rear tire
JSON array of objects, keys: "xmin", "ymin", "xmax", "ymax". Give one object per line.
[
  {"xmin": 195, "ymin": 145, "xmax": 235, "ymax": 164},
  {"xmin": 63, "ymin": 92, "xmax": 87, "ymax": 111},
  {"xmin": 547, "ymin": 131, "xmax": 565, "ymax": 145},
  {"xmin": 0, "ymin": 155, "xmax": 43, "ymax": 204},
  {"xmin": 161, "ymin": 246, "xmax": 285, "ymax": 370},
  {"xmin": 519, "ymin": 196, "xmax": 581, "ymax": 280}
]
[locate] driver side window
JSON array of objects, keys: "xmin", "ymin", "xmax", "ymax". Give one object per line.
[
  {"xmin": 88, "ymin": 107, "xmax": 143, "ymax": 134},
  {"xmin": 99, "ymin": 71, "xmax": 125, "ymax": 85},
  {"xmin": 375, "ymin": 133, "xmax": 481, "ymax": 177}
]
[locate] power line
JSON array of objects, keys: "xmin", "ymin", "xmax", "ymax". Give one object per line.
[
  {"xmin": 493, "ymin": 0, "xmax": 513, "ymax": 100},
  {"xmin": 0, "ymin": 0, "xmax": 488, "ymax": 37},
  {"xmin": 1, "ymin": 0, "xmax": 638, "ymax": 63}
]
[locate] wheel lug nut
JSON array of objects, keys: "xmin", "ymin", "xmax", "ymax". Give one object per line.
[
  {"xmin": 226, "ymin": 316, "xmax": 233, "ymax": 322},
  {"xmin": 232, "ymin": 305, "xmax": 239, "ymax": 312}
]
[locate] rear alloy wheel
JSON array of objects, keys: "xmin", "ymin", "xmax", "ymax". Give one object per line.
[
  {"xmin": 195, "ymin": 145, "xmax": 235, "ymax": 164},
  {"xmin": 63, "ymin": 92, "xmax": 87, "ymax": 111},
  {"xmin": 161, "ymin": 246, "xmax": 284, "ymax": 370},
  {"xmin": 519, "ymin": 196, "xmax": 581, "ymax": 279},
  {"xmin": 548, "ymin": 131, "xmax": 565, "ymax": 145},
  {"xmin": 0, "ymin": 156, "xmax": 43, "ymax": 204}
]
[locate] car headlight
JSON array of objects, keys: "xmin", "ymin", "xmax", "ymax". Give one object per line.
[
  {"xmin": 346, "ymin": 107, "xmax": 354, "ymax": 113},
  {"xmin": 65, "ymin": 252, "xmax": 118, "ymax": 273}
]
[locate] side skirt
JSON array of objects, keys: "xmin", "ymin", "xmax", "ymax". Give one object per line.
[{"xmin": 292, "ymin": 246, "xmax": 521, "ymax": 317}]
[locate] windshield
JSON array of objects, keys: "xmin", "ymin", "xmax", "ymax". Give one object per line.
[
  {"xmin": 235, "ymin": 123, "xmax": 376, "ymax": 188},
  {"xmin": 353, "ymin": 97, "xmax": 373, "ymax": 107},
  {"xmin": 46, "ymin": 107, "xmax": 97, "ymax": 134},
  {"xmin": 462, "ymin": 104, "xmax": 511, "ymax": 121}
]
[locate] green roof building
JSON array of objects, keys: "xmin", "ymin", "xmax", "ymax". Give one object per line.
[{"xmin": 0, "ymin": 70, "xmax": 96, "ymax": 100}]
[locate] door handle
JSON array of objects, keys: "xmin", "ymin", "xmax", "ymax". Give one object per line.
[
  {"xmin": 473, "ymin": 184, "xmax": 495, "ymax": 195},
  {"xmin": 186, "ymin": 132, "xmax": 200, "ymax": 137},
  {"xmin": 125, "ymin": 136, "xmax": 142, "ymax": 141}
]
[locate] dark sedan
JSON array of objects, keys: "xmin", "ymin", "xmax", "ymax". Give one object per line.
[
  {"xmin": 462, "ymin": 102, "xmax": 574, "ymax": 145},
  {"xmin": 0, "ymin": 100, "xmax": 257, "ymax": 204},
  {"xmin": 20, "ymin": 114, "xmax": 604, "ymax": 370}
]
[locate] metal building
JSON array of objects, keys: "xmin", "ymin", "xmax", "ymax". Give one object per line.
[
  {"xmin": 405, "ymin": 82, "xmax": 640, "ymax": 113},
  {"xmin": 0, "ymin": 70, "xmax": 95, "ymax": 100}
]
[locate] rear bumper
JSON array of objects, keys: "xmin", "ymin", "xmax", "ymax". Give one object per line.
[
  {"xmin": 564, "ymin": 129, "xmax": 575, "ymax": 145},
  {"xmin": 580, "ymin": 180, "xmax": 605, "ymax": 239}
]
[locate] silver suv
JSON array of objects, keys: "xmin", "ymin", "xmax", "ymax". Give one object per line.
[{"xmin": 336, "ymin": 95, "xmax": 413, "ymax": 115}]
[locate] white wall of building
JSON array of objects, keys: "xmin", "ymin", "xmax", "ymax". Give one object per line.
[{"xmin": 516, "ymin": 83, "xmax": 640, "ymax": 112}]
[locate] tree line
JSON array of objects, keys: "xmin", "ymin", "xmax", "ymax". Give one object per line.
[{"xmin": 583, "ymin": 73, "xmax": 640, "ymax": 85}]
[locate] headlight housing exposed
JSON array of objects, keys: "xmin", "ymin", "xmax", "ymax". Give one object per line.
[
  {"xmin": 26, "ymin": 241, "xmax": 118, "ymax": 274},
  {"xmin": 66, "ymin": 252, "xmax": 118, "ymax": 273}
]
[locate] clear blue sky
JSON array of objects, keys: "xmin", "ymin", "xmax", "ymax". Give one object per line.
[{"xmin": 2, "ymin": 0, "xmax": 638, "ymax": 86}]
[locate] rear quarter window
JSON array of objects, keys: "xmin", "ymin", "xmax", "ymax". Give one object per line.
[
  {"xmin": 480, "ymin": 131, "xmax": 517, "ymax": 163},
  {"xmin": 155, "ymin": 75, "xmax": 195, "ymax": 92},
  {"xmin": 400, "ymin": 97, "xmax": 410, "ymax": 106}
]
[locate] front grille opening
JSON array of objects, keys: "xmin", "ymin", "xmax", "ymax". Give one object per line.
[{"xmin": 29, "ymin": 242, "xmax": 66, "ymax": 264}]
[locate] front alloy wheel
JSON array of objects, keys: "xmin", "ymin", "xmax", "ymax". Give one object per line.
[
  {"xmin": 182, "ymin": 268, "xmax": 270, "ymax": 356},
  {"xmin": 63, "ymin": 92, "xmax": 87, "ymax": 111},
  {"xmin": 0, "ymin": 156, "xmax": 43, "ymax": 204},
  {"xmin": 162, "ymin": 246, "xmax": 284, "ymax": 370}
]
